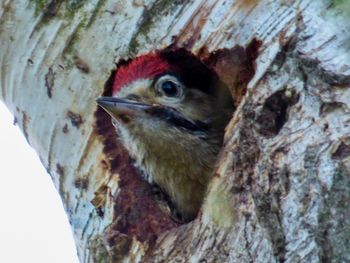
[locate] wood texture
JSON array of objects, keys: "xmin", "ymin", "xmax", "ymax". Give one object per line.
[{"xmin": 1, "ymin": 0, "xmax": 349, "ymax": 262}]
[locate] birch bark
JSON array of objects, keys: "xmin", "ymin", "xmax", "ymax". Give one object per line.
[{"xmin": 1, "ymin": 0, "xmax": 349, "ymax": 262}]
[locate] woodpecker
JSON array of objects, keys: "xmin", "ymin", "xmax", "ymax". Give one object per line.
[{"xmin": 97, "ymin": 50, "xmax": 233, "ymax": 221}]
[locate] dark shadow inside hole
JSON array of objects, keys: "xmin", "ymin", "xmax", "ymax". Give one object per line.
[{"xmin": 257, "ymin": 89, "xmax": 299, "ymax": 137}]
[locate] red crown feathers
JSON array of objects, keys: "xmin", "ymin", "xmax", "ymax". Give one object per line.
[{"xmin": 113, "ymin": 53, "xmax": 174, "ymax": 95}]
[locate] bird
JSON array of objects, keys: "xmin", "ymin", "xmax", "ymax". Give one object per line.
[{"xmin": 97, "ymin": 49, "xmax": 233, "ymax": 221}]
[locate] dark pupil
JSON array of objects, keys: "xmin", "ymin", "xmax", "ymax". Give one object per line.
[{"xmin": 161, "ymin": 81, "xmax": 178, "ymax": 96}]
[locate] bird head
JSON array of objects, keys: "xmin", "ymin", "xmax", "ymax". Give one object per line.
[{"xmin": 97, "ymin": 51, "xmax": 233, "ymax": 141}]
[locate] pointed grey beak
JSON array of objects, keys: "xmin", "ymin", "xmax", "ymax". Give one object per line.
[
  {"xmin": 96, "ymin": 96, "xmax": 153, "ymax": 119},
  {"xmin": 97, "ymin": 96, "xmax": 210, "ymax": 132}
]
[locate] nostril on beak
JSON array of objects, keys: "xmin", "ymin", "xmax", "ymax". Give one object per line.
[{"xmin": 125, "ymin": 94, "xmax": 141, "ymax": 101}]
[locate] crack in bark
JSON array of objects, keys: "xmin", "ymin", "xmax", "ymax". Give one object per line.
[
  {"xmin": 317, "ymin": 163, "xmax": 350, "ymax": 263},
  {"xmin": 298, "ymin": 56, "xmax": 350, "ymax": 86},
  {"xmin": 254, "ymin": 192, "xmax": 286, "ymax": 263},
  {"xmin": 243, "ymin": 214, "xmax": 254, "ymax": 263},
  {"xmin": 45, "ymin": 66, "xmax": 55, "ymax": 98}
]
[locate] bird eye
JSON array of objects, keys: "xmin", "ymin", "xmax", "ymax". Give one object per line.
[
  {"xmin": 161, "ymin": 81, "xmax": 179, "ymax": 97},
  {"xmin": 155, "ymin": 75, "xmax": 184, "ymax": 98}
]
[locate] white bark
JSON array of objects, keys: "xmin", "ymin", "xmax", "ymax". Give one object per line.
[{"xmin": 1, "ymin": 0, "xmax": 349, "ymax": 262}]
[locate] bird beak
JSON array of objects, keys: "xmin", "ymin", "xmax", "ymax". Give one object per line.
[
  {"xmin": 96, "ymin": 96, "xmax": 153, "ymax": 119},
  {"xmin": 97, "ymin": 96, "xmax": 211, "ymax": 132}
]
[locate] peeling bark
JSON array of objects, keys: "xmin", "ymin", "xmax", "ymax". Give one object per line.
[{"xmin": 1, "ymin": 0, "xmax": 349, "ymax": 262}]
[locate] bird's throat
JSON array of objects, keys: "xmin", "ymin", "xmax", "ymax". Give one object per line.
[{"xmin": 116, "ymin": 122, "xmax": 218, "ymax": 221}]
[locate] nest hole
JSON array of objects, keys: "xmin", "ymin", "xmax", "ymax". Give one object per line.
[
  {"xmin": 256, "ymin": 89, "xmax": 299, "ymax": 137},
  {"xmin": 93, "ymin": 43, "xmax": 260, "ymax": 246}
]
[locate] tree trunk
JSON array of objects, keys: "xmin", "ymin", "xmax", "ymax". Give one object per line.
[{"xmin": 1, "ymin": 0, "xmax": 349, "ymax": 262}]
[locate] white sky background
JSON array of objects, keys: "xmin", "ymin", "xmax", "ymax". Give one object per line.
[{"xmin": 0, "ymin": 101, "xmax": 79, "ymax": 263}]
